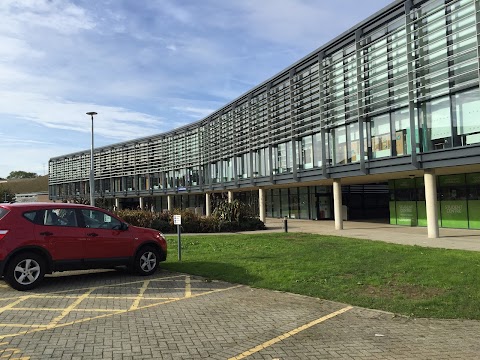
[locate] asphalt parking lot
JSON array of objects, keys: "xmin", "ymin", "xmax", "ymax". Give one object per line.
[{"xmin": 0, "ymin": 269, "xmax": 479, "ymax": 359}]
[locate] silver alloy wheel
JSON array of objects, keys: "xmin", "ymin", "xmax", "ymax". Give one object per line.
[
  {"xmin": 139, "ymin": 251, "xmax": 157, "ymax": 272},
  {"xmin": 14, "ymin": 259, "xmax": 41, "ymax": 285}
]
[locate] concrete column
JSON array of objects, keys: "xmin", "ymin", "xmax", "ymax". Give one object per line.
[
  {"xmin": 205, "ymin": 192, "xmax": 211, "ymax": 217},
  {"xmin": 114, "ymin": 198, "xmax": 121, "ymax": 211},
  {"xmin": 139, "ymin": 197, "xmax": 144, "ymax": 210},
  {"xmin": 228, "ymin": 191, "xmax": 234, "ymax": 203},
  {"xmin": 167, "ymin": 195, "xmax": 173, "ymax": 212},
  {"xmin": 258, "ymin": 188, "xmax": 266, "ymax": 223},
  {"xmin": 333, "ymin": 179, "xmax": 343, "ymax": 230},
  {"xmin": 424, "ymin": 169, "xmax": 439, "ymax": 239}
]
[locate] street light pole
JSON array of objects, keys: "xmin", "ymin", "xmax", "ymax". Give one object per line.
[{"xmin": 86, "ymin": 112, "xmax": 97, "ymax": 206}]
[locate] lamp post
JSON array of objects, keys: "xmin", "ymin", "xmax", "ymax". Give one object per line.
[{"xmin": 86, "ymin": 112, "xmax": 97, "ymax": 206}]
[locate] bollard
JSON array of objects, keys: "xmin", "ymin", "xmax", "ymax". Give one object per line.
[{"xmin": 283, "ymin": 216, "xmax": 288, "ymax": 233}]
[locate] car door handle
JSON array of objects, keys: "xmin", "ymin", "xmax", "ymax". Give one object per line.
[
  {"xmin": 40, "ymin": 231, "xmax": 53, "ymax": 236},
  {"xmin": 87, "ymin": 233, "xmax": 98, "ymax": 237}
]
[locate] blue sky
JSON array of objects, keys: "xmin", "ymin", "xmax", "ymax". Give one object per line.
[{"xmin": 0, "ymin": 0, "xmax": 393, "ymax": 179}]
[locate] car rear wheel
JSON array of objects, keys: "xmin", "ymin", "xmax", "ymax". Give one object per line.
[
  {"xmin": 5, "ymin": 252, "xmax": 46, "ymax": 291},
  {"xmin": 134, "ymin": 246, "xmax": 159, "ymax": 276}
]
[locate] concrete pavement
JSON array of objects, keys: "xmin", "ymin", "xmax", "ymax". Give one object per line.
[{"xmin": 260, "ymin": 218, "xmax": 480, "ymax": 252}]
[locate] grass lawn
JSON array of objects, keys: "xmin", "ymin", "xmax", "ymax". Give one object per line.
[{"xmin": 162, "ymin": 232, "xmax": 480, "ymax": 320}]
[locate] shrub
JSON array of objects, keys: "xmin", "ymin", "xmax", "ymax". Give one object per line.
[
  {"xmin": 114, "ymin": 201, "xmax": 265, "ymax": 233},
  {"xmin": 151, "ymin": 219, "xmax": 173, "ymax": 233},
  {"xmin": 212, "ymin": 199, "xmax": 256, "ymax": 222},
  {"xmin": 115, "ymin": 209, "xmax": 156, "ymax": 228}
]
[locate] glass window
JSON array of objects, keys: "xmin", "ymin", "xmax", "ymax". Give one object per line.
[
  {"xmin": 113, "ymin": 178, "xmax": 122, "ymax": 192},
  {"xmin": 440, "ymin": 186, "xmax": 467, "ymax": 201},
  {"xmin": 297, "ymin": 136, "xmax": 313, "ymax": 170},
  {"xmin": 272, "ymin": 145, "xmax": 279, "ymax": 174},
  {"xmin": 299, "ymin": 187, "xmax": 309, "ymax": 219},
  {"xmin": 289, "ymin": 188, "xmax": 299, "ymax": 219},
  {"xmin": 166, "ymin": 171, "xmax": 174, "ymax": 188},
  {"xmin": 330, "ymin": 126, "xmax": 347, "ymax": 165},
  {"xmin": 395, "ymin": 188, "xmax": 416, "ymax": 201},
  {"xmin": 44, "ymin": 208, "xmax": 78, "ymax": 227},
  {"xmin": 81, "ymin": 209, "xmax": 121, "ymax": 229},
  {"xmin": 23, "ymin": 210, "xmax": 42, "ymax": 224},
  {"xmin": 272, "ymin": 189, "xmax": 280, "ymax": 217},
  {"xmin": 126, "ymin": 176, "xmax": 135, "ymax": 191},
  {"xmin": 371, "ymin": 114, "xmax": 391, "ymax": 159},
  {"xmin": 280, "ymin": 188, "xmax": 289, "ymax": 217},
  {"xmin": 223, "ymin": 159, "xmax": 233, "ymax": 181},
  {"xmin": 454, "ymin": 88, "xmax": 480, "ymax": 146},
  {"xmin": 252, "ymin": 152, "xmax": 260, "ymax": 177},
  {"xmin": 210, "ymin": 163, "xmax": 219, "ymax": 183},
  {"xmin": 258, "ymin": 148, "xmax": 270, "ymax": 176},
  {"xmin": 266, "ymin": 190, "xmax": 273, "ymax": 217},
  {"xmin": 420, "ymin": 96, "xmax": 452, "ymax": 151},
  {"xmin": 313, "ymin": 133, "xmax": 323, "ymax": 167},
  {"xmin": 468, "ymin": 185, "xmax": 480, "ymax": 200},
  {"xmin": 276, "ymin": 142, "xmax": 292, "ymax": 173},
  {"xmin": 392, "ymin": 108, "xmax": 411, "ymax": 156},
  {"xmin": 286, "ymin": 141, "xmax": 293, "ymax": 172},
  {"xmin": 348, "ymin": 122, "xmax": 360, "ymax": 163}
]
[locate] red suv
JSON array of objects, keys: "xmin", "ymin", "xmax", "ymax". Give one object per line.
[{"xmin": 0, "ymin": 203, "xmax": 167, "ymax": 291}]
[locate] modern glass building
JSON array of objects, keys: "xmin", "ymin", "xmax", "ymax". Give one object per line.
[{"xmin": 49, "ymin": 0, "xmax": 480, "ymax": 237}]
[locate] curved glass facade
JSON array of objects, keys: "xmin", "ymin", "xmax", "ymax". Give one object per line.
[{"xmin": 49, "ymin": 0, "xmax": 480, "ymax": 227}]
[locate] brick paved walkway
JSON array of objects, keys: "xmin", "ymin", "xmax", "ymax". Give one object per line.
[{"xmin": 0, "ymin": 270, "xmax": 478, "ymax": 359}]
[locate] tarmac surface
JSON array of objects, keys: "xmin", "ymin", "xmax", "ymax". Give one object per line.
[{"xmin": 0, "ymin": 219, "xmax": 479, "ymax": 359}]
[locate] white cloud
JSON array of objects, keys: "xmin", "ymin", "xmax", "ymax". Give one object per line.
[
  {"xmin": 0, "ymin": 0, "xmax": 394, "ymax": 178},
  {"xmin": 0, "ymin": 91, "xmax": 164, "ymax": 141},
  {"xmin": 0, "ymin": 36, "xmax": 44, "ymax": 61},
  {"xmin": 0, "ymin": 0, "xmax": 95, "ymax": 35},
  {"xmin": 173, "ymin": 106, "xmax": 216, "ymax": 119}
]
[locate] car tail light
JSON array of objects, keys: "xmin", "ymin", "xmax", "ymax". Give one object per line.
[{"xmin": 0, "ymin": 230, "xmax": 8, "ymax": 240}]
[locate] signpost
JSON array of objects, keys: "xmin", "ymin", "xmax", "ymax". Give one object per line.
[{"xmin": 173, "ymin": 215, "xmax": 182, "ymax": 261}]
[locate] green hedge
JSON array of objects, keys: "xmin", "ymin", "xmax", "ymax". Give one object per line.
[{"xmin": 114, "ymin": 205, "xmax": 265, "ymax": 233}]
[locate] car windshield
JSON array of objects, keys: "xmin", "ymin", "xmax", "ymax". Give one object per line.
[{"xmin": 0, "ymin": 207, "xmax": 9, "ymax": 221}]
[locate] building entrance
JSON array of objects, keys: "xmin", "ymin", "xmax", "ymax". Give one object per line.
[
  {"xmin": 342, "ymin": 183, "xmax": 390, "ymax": 221},
  {"xmin": 315, "ymin": 194, "xmax": 332, "ymax": 220}
]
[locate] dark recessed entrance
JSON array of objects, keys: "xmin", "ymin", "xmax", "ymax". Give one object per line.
[{"xmin": 342, "ymin": 183, "xmax": 390, "ymax": 221}]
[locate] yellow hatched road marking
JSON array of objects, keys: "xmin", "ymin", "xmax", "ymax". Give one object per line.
[
  {"xmin": 0, "ymin": 284, "xmax": 243, "ymax": 341},
  {"xmin": 18, "ymin": 295, "xmax": 180, "ymax": 301},
  {"xmin": 10, "ymin": 308, "xmax": 122, "ymax": 312},
  {"xmin": 129, "ymin": 280, "xmax": 150, "ymax": 310},
  {"xmin": 185, "ymin": 276, "xmax": 191, "ymax": 298},
  {"xmin": 0, "ymin": 324, "xmax": 48, "ymax": 328},
  {"xmin": 0, "ymin": 297, "xmax": 31, "ymax": 314},
  {"xmin": 48, "ymin": 288, "xmax": 96, "ymax": 327},
  {"xmin": 228, "ymin": 306, "xmax": 353, "ymax": 360},
  {"xmin": 40, "ymin": 274, "xmax": 186, "ymax": 294}
]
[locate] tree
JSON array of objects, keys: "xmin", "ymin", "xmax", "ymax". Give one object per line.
[
  {"xmin": 0, "ymin": 187, "xmax": 14, "ymax": 203},
  {"xmin": 6, "ymin": 171, "xmax": 38, "ymax": 180}
]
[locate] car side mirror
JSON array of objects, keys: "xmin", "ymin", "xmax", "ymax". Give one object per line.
[{"xmin": 120, "ymin": 223, "xmax": 129, "ymax": 231}]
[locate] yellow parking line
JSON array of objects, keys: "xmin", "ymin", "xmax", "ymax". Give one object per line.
[
  {"xmin": 228, "ymin": 306, "xmax": 353, "ymax": 360},
  {"xmin": 38, "ymin": 274, "xmax": 186, "ymax": 295},
  {"xmin": 0, "ymin": 324, "xmax": 48, "ymax": 328},
  {"xmin": 11, "ymin": 308, "xmax": 121, "ymax": 313},
  {"xmin": 0, "ymin": 284, "xmax": 243, "ymax": 341},
  {"xmin": 48, "ymin": 288, "xmax": 96, "ymax": 327},
  {"xmin": 0, "ymin": 297, "xmax": 31, "ymax": 314},
  {"xmin": 129, "ymin": 280, "xmax": 150, "ymax": 311},
  {"xmin": 185, "ymin": 276, "xmax": 191, "ymax": 298}
]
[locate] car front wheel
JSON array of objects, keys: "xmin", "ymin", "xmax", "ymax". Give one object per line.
[
  {"xmin": 134, "ymin": 246, "xmax": 159, "ymax": 276},
  {"xmin": 5, "ymin": 252, "xmax": 46, "ymax": 291}
]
